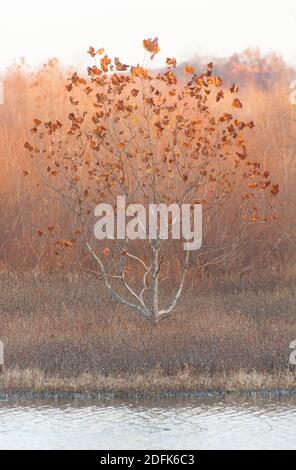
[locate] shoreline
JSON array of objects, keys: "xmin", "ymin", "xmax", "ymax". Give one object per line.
[
  {"xmin": 1, "ymin": 388, "xmax": 296, "ymax": 401},
  {"xmin": 0, "ymin": 369, "xmax": 295, "ymax": 401}
]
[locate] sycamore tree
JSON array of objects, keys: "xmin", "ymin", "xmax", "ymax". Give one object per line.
[{"xmin": 25, "ymin": 38, "xmax": 278, "ymax": 323}]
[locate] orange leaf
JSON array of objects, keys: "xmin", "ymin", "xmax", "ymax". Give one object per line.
[
  {"xmin": 216, "ymin": 90, "xmax": 224, "ymax": 102},
  {"xmin": 183, "ymin": 65, "xmax": 194, "ymax": 75},
  {"xmin": 24, "ymin": 141, "xmax": 33, "ymax": 152},
  {"xmin": 214, "ymin": 76, "xmax": 222, "ymax": 87},
  {"xmin": 232, "ymin": 98, "xmax": 242, "ymax": 109},
  {"xmin": 166, "ymin": 57, "xmax": 177, "ymax": 68},
  {"xmin": 230, "ymin": 84, "xmax": 239, "ymax": 93},
  {"xmin": 100, "ymin": 55, "xmax": 111, "ymax": 72},
  {"xmin": 64, "ymin": 240, "xmax": 75, "ymax": 248},
  {"xmin": 33, "ymin": 119, "xmax": 42, "ymax": 127},
  {"xmin": 114, "ymin": 57, "xmax": 129, "ymax": 71},
  {"xmin": 103, "ymin": 247, "xmax": 110, "ymax": 257},
  {"xmin": 143, "ymin": 37, "xmax": 160, "ymax": 59},
  {"xmin": 271, "ymin": 184, "xmax": 279, "ymax": 195},
  {"xmin": 87, "ymin": 46, "xmax": 96, "ymax": 57}
]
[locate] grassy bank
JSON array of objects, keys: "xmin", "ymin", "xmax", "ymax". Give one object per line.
[
  {"xmin": 0, "ymin": 273, "xmax": 296, "ymax": 395},
  {"xmin": 0, "ymin": 368, "xmax": 296, "ymax": 399}
]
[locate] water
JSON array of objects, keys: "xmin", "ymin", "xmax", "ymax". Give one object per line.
[{"xmin": 0, "ymin": 396, "xmax": 295, "ymax": 450}]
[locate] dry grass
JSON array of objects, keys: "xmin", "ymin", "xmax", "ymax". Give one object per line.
[
  {"xmin": 0, "ymin": 368, "xmax": 295, "ymax": 396},
  {"xmin": 0, "ymin": 274, "xmax": 295, "ymax": 394}
]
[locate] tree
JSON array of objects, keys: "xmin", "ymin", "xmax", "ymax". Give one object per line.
[{"xmin": 25, "ymin": 38, "xmax": 278, "ymax": 323}]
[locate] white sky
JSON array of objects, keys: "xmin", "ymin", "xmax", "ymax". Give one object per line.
[{"xmin": 0, "ymin": 0, "xmax": 296, "ymax": 72}]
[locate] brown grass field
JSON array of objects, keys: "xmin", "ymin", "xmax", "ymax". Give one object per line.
[{"xmin": 0, "ymin": 272, "xmax": 295, "ymax": 394}]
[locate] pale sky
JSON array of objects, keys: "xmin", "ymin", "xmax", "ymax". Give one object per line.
[{"xmin": 0, "ymin": 0, "xmax": 296, "ymax": 72}]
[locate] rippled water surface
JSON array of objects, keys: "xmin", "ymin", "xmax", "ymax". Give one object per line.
[{"xmin": 0, "ymin": 396, "xmax": 295, "ymax": 449}]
